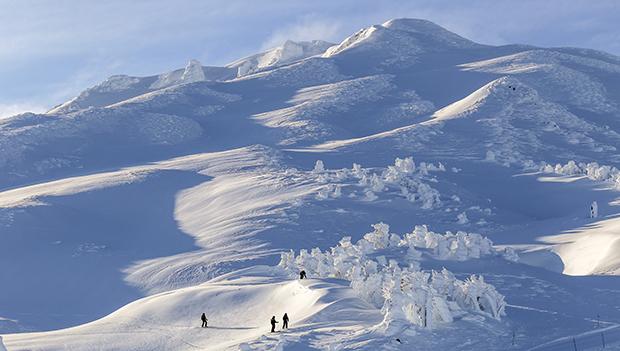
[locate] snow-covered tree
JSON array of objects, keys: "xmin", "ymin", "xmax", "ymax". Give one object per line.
[
  {"xmin": 457, "ymin": 211, "xmax": 469, "ymax": 224},
  {"xmin": 313, "ymin": 160, "xmax": 325, "ymax": 173},
  {"xmin": 278, "ymin": 223, "xmax": 508, "ymax": 329}
]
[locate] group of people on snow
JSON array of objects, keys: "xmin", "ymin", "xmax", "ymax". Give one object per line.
[
  {"xmin": 200, "ymin": 270, "xmax": 305, "ymax": 332},
  {"xmin": 270, "ymin": 313, "xmax": 289, "ymax": 332}
]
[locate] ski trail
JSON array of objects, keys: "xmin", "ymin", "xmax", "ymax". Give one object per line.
[
  {"xmin": 506, "ymin": 303, "xmax": 560, "ymax": 315},
  {"xmin": 508, "ymin": 303, "xmax": 617, "ymax": 325},
  {"xmin": 526, "ymin": 324, "xmax": 620, "ymax": 350}
]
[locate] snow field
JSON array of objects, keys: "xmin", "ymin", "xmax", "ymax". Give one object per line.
[{"xmin": 1, "ymin": 16, "xmax": 620, "ymax": 351}]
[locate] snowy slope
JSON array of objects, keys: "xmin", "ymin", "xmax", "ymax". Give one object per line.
[
  {"xmin": 4, "ymin": 267, "xmax": 380, "ymax": 351},
  {"xmin": 2, "ymin": 17, "xmax": 620, "ymax": 351}
]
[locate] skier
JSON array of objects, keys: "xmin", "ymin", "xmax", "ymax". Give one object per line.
[
  {"xmin": 270, "ymin": 316, "xmax": 278, "ymax": 332},
  {"xmin": 201, "ymin": 312, "xmax": 208, "ymax": 328},
  {"xmin": 282, "ymin": 313, "xmax": 289, "ymax": 329},
  {"xmin": 299, "ymin": 270, "xmax": 307, "ymax": 279}
]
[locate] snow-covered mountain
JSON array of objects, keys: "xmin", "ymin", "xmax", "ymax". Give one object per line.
[{"xmin": 2, "ymin": 18, "xmax": 620, "ymax": 351}]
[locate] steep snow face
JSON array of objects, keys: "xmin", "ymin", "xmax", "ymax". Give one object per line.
[{"xmin": 228, "ymin": 40, "xmax": 334, "ymax": 77}]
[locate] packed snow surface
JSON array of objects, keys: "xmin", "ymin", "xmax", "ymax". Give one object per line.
[{"xmin": 2, "ymin": 17, "xmax": 620, "ymax": 351}]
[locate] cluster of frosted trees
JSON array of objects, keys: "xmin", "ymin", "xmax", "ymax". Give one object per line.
[
  {"xmin": 279, "ymin": 223, "xmax": 511, "ymax": 329},
  {"xmin": 534, "ymin": 160, "xmax": 620, "ymax": 188},
  {"xmin": 311, "ymin": 157, "xmax": 444, "ymax": 209}
]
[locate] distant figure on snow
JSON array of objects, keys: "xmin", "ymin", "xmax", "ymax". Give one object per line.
[
  {"xmin": 270, "ymin": 316, "xmax": 278, "ymax": 332},
  {"xmin": 476, "ymin": 296, "xmax": 485, "ymax": 311},
  {"xmin": 299, "ymin": 270, "xmax": 307, "ymax": 279},
  {"xmin": 282, "ymin": 313, "xmax": 289, "ymax": 329},
  {"xmin": 201, "ymin": 313, "xmax": 208, "ymax": 328},
  {"xmin": 590, "ymin": 201, "xmax": 598, "ymax": 218}
]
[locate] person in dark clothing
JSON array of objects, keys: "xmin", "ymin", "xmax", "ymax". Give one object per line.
[
  {"xmin": 282, "ymin": 313, "xmax": 289, "ymax": 329},
  {"xmin": 201, "ymin": 313, "xmax": 208, "ymax": 328},
  {"xmin": 299, "ymin": 270, "xmax": 307, "ymax": 279},
  {"xmin": 270, "ymin": 316, "xmax": 278, "ymax": 332}
]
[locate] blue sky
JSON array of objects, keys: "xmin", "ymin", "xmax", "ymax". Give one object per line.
[{"xmin": 1, "ymin": 0, "xmax": 619, "ymax": 117}]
